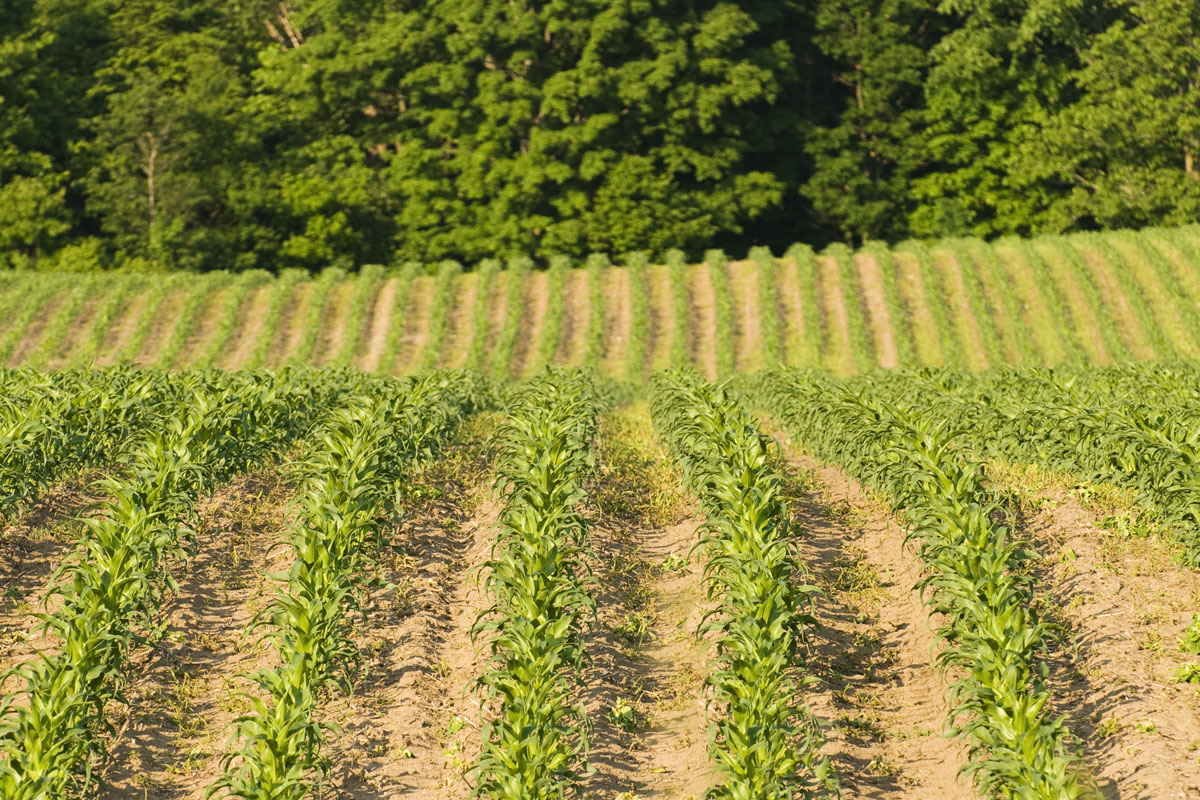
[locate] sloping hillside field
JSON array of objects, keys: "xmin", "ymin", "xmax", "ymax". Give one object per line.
[
  {"xmin": 4, "ymin": 229, "xmax": 1200, "ymax": 798},
  {"xmin": 4, "ymin": 226, "xmax": 1200, "ymax": 377}
]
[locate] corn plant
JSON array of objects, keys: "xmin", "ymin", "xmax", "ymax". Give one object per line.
[
  {"xmin": 472, "ymin": 367, "xmax": 603, "ymax": 800},
  {"xmin": 971, "ymin": 241, "xmax": 1037, "ymax": 366},
  {"xmin": 193, "ymin": 271, "xmax": 275, "ymax": 370},
  {"xmin": 0, "ymin": 370, "xmax": 337, "ymax": 798},
  {"xmin": 823, "ymin": 244, "xmax": 874, "ymax": 374},
  {"xmin": 749, "ymin": 247, "xmax": 783, "ymax": 368},
  {"xmin": 117, "ymin": 274, "xmax": 187, "ymax": 365},
  {"xmin": 894, "ymin": 241, "xmax": 961, "ymax": 368},
  {"xmin": 375, "ymin": 261, "xmax": 422, "ymax": 375},
  {"xmin": 782, "ymin": 244, "xmax": 822, "ymax": 369},
  {"xmin": 466, "ymin": 259, "xmax": 502, "ymax": 373},
  {"xmin": 666, "ymin": 249, "xmax": 690, "ymax": 370},
  {"xmin": 211, "ymin": 370, "xmax": 489, "ymax": 800},
  {"xmin": 533, "ymin": 256, "xmax": 569, "ymax": 375},
  {"xmin": 583, "ymin": 253, "xmax": 609, "ymax": 370},
  {"xmin": 745, "ymin": 368, "xmax": 1092, "ymax": 799},
  {"xmin": 0, "ymin": 278, "xmax": 61, "ymax": 366},
  {"xmin": 417, "ymin": 260, "xmax": 462, "ymax": 372},
  {"xmin": 288, "ymin": 268, "xmax": 344, "ymax": 368},
  {"xmin": 152, "ymin": 272, "xmax": 226, "ymax": 369},
  {"xmin": 21, "ymin": 274, "xmax": 102, "ymax": 370},
  {"xmin": 1076, "ymin": 233, "xmax": 1174, "ymax": 360},
  {"xmin": 493, "ymin": 257, "xmax": 532, "ymax": 382},
  {"xmin": 626, "ymin": 252, "xmax": 650, "ymax": 383},
  {"xmin": 944, "ymin": 239, "xmax": 1005, "ymax": 368},
  {"xmin": 331, "ymin": 264, "xmax": 385, "ymax": 367},
  {"xmin": 706, "ymin": 250, "xmax": 736, "ymax": 378},
  {"xmin": 649, "ymin": 369, "xmax": 837, "ymax": 800},
  {"xmin": 245, "ymin": 270, "xmax": 308, "ymax": 370},
  {"xmin": 1122, "ymin": 230, "xmax": 1200, "ymax": 351},
  {"xmin": 1043, "ymin": 238, "xmax": 1131, "ymax": 362},
  {"xmin": 63, "ymin": 275, "xmax": 148, "ymax": 369}
]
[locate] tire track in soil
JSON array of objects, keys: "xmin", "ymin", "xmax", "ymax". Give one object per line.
[
  {"xmin": 853, "ymin": 252, "xmax": 901, "ymax": 370},
  {"xmin": 601, "ymin": 266, "xmax": 633, "ymax": 379},
  {"xmin": 558, "ymin": 268, "xmax": 590, "ymax": 366},
  {"xmin": 359, "ymin": 276, "xmax": 401, "ymax": 372},
  {"xmin": 441, "ymin": 272, "xmax": 480, "ymax": 369},
  {"xmin": 930, "ymin": 248, "xmax": 990, "ymax": 370},
  {"xmin": 511, "ymin": 269, "xmax": 549, "ymax": 379},
  {"xmin": 95, "ymin": 288, "xmax": 150, "ymax": 367},
  {"xmin": 217, "ymin": 283, "xmax": 274, "ymax": 370},
  {"xmin": 392, "ymin": 276, "xmax": 434, "ymax": 375},
  {"xmin": 891, "ymin": 251, "xmax": 942, "ymax": 367},
  {"xmin": 995, "ymin": 473, "xmax": 1200, "ymax": 798},
  {"xmin": 686, "ymin": 265, "xmax": 718, "ymax": 381},
  {"xmin": 816, "ymin": 257, "xmax": 855, "ymax": 375},
  {"xmin": 768, "ymin": 437, "xmax": 973, "ymax": 798},
  {"xmin": 728, "ymin": 260, "xmax": 765, "ymax": 373},
  {"xmin": 98, "ymin": 471, "xmax": 293, "ymax": 799}
]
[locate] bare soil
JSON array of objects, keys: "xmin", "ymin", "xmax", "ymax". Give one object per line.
[
  {"xmin": 1076, "ymin": 244, "xmax": 1154, "ymax": 360},
  {"xmin": 440, "ymin": 272, "xmax": 480, "ymax": 369},
  {"xmin": 217, "ymin": 284, "xmax": 274, "ymax": 370},
  {"xmin": 98, "ymin": 470, "xmax": 293, "ymax": 799},
  {"xmin": 601, "ymin": 267, "xmax": 633, "ymax": 379},
  {"xmin": 816, "ymin": 257, "xmax": 854, "ymax": 375},
  {"xmin": 728, "ymin": 260, "xmax": 765, "ymax": 373},
  {"xmin": 930, "ymin": 249, "xmax": 990, "ymax": 370},
  {"xmin": 852, "ymin": 253, "xmax": 900, "ymax": 370},
  {"xmin": 392, "ymin": 276, "xmax": 434, "ymax": 375},
  {"xmin": 359, "ymin": 276, "xmax": 402, "ymax": 372},
  {"xmin": 511, "ymin": 269, "xmax": 549, "ymax": 379},
  {"xmin": 558, "ymin": 268, "xmax": 591, "ymax": 366},
  {"xmin": 890, "ymin": 251, "xmax": 942, "ymax": 367},
  {"xmin": 1032, "ymin": 243, "xmax": 1111, "ymax": 365}
]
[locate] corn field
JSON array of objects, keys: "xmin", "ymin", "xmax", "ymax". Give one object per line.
[{"xmin": 5, "ymin": 255, "xmax": 1200, "ymax": 799}]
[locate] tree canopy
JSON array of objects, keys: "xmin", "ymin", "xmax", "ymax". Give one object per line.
[{"xmin": 0, "ymin": 0, "xmax": 1196, "ymax": 270}]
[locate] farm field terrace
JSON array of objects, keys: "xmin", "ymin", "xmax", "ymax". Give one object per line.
[
  {"xmin": 5, "ymin": 224, "xmax": 1200, "ymax": 379},
  {"xmin": 3, "ymin": 361, "xmax": 1200, "ymax": 798}
]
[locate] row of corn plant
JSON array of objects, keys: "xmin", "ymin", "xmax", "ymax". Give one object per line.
[
  {"xmin": 376, "ymin": 261, "xmax": 422, "ymax": 374},
  {"xmin": 533, "ymin": 256, "xmax": 569, "ymax": 375},
  {"xmin": 194, "ymin": 271, "xmax": 274, "ymax": 370},
  {"xmin": 1122, "ymin": 231, "xmax": 1200, "ymax": 352},
  {"xmin": 0, "ymin": 369, "xmax": 338, "ymax": 798},
  {"xmin": 20, "ymin": 275, "xmax": 103, "ymax": 370},
  {"xmin": 1076, "ymin": 233, "xmax": 1176, "ymax": 359},
  {"xmin": 1044, "ymin": 239, "xmax": 1132, "ymax": 362},
  {"xmin": 493, "ymin": 257, "xmax": 532, "ymax": 382},
  {"xmin": 288, "ymin": 268, "xmax": 344, "ymax": 368},
  {"xmin": 745, "ymin": 368, "xmax": 1090, "ymax": 799},
  {"xmin": 466, "ymin": 259, "xmax": 502, "ymax": 373},
  {"xmin": 116, "ymin": 274, "xmax": 186, "ymax": 365},
  {"xmin": 861, "ymin": 242, "xmax": 918, "ymax": 369},
  {"xmin": 783, "ymin": 244, "xmax": 822, "ymax": 369},
  {"xmin": 583, "ymin": 253, "xmax": 609, "ymax": 370},
  {"xmin": 417, "ymin": 260, "xmax": 463, "ymax": 372},
  {"xmin": 894, "ymin": 241, "xmax": 961, "ymax": 367},
  {"xmin": 472, "ymin": 367, "xmax": 604, "ymax": 799},
  {"xmin": 944, "ymin": 239, "xmax": 1005, "ymax": 368},
  {"xmin": 0, "ymin": 278, "xmax": 62, "ymax": 366},
  {"xmin": 824, "ymin": 243, "xmax": 875, "ymax": 373},
  {"xmin": 706, "ymin": 250, "xmax": 737, "ymax": 378},
  {"xmin": 331, "ymin": 263, "xmax": 385, "ymax": 367},
  {"xmin": 649, "ymin": 369, "xmax": 837, "ymax": 800},
  {"xmin": 151, "ymin": 273, "xmax": 225, "ymax": 369},
  {"xmin": 1004, "ymin": 238, "xmax": 1088, "ymax": 365},
  {"xmin": 666, "ymin": 250, "xmax": 690, "ymax": 370},
  {"xmin": 245, "ymin": 270, "xmax": 308, "ymax": 370},
  {"xmin": 63, "ymin": 275, "xmax": 149, "ymax": 369},
  {"xmin": 211, "ymin": 370, "xmax": 490, "ymax": 800},
  {"xmin": 967, "ymin": 240, "xmax": 1037, "ymax": 366},
  {"xmin": 626, "ymin": 252, "xmax": 651, "ymax": 382},
  {"xmin": 750, "ymin": 247, "xmax": 783, "ymax": 368}
]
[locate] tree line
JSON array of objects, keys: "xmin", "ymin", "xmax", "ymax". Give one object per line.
[{"xmin": 1, "ymin": 0, "xmax": 1196, "ymax": 272}]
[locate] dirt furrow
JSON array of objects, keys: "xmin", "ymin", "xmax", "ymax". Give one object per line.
[
  {"xmin": 853, "ymin": 252, "xmax": 900, "ymax": 370},
  {"xmin": 931, "ymin": 248, "xmax": 990, "ymax": 369},
  {"xmin": 311, "ymin": 279, "xmax": 356, "ymax": 366},
  {"xmin": 729, "ymin": 260, "xmax": 765, "ymax": 373},
  {"xmin": 7, "ymin": 292, "xmax": 66, "ymax": 367},
  {"xmin": 558, "ymin": 268, "xmax": 590, "ymax": 366},
  {"xmin": 441, "ymin": 272, "xmax": 480, "ymax": 369},
  {"xmin": 511, "ymin": 269, "xmax": 549, "ymax": 378},
  {"xmin": 777, "ymin": 256, "xmax": 809, "ymax": 367},
  {"xmin": 133, "ymin": 288, "xmax": 189, "ymax": 367},
  {"xmin": 1077, "ymin": 244, "xmax": 1154, "ymax": 360},
  {"xmin": 392, "ymin": 276, "xmax": 434, "ymax": 375},
  {"xmin": 358, "ymin": 276, "xmax": 401, "ymax": 372},
  {"xmin": 599, "ymin": 266, "xmax": 632, "ymax": 379},
  {"xmin": 686, "ymin": 265, "xmax": 718, "ymax": 380}
]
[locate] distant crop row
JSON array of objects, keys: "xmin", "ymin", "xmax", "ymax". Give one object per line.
[{"xmin": 2, "ymin": 226, "xmax": 1200, "ymax": 377}]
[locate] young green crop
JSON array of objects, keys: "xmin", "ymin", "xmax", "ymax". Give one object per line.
[
  {"xmin": 626, "ymin": 252, "xmax": 651, "ymax": 382},
  {"xmin": 152, "ymin": 272, "xmax": 225, "ymax": 369},
  {"xmin": 583, "ymin": 253, "xmax": 610, "ymax": 370},
  {"xmin": 666, "ymin": 250, "xmax": 690, "ymax": 370},
  {"xmin": 287, "ymin": 268, "xmax": 344, "ymax": 368},
  {"xmin": 706, "ymin": 250, "xmax": 736, "ymax": 378},
  {"xmin": 894, "ymin": 241, "xmax": 960, "ymax": 367},
  {"xmin": 649, "ymin": 370, "xmax": 836, "ymax": 800},
  {"xmin": 782, "ymin": 244, "xmax": 822, "ymax": 368},
  {"xmin": 244, "ymin": 270, "xmax": 308, "ymax": 370},
  {"xmin": 944, "ymin": 239, "xmax": 1005, "ymax": 368},
  {"xmin": 861, "ymin": 242, "xmax": 917, "ymax": 369},
  {"xmin": 533, "ymin": 255, "xmax": 569, "ymax": 375},
  {"xmin": 374, "ymin": 261, "xmax": 422, "ymax": 375},
  {"xmin": 492, "ymin": 257, "xmax": 531, "ymax": 383},
  {"xmin": 749, "ymin": 247, "xmax": 783, "ymax": 368},
  {"xmin": 417, "ymin": 260, "xmax": 463, "ymax": 372},
  {"xmin": 465, "ymin": 259, "xmax": 501, "ymax": 373},
  {"xmin": 472, "ymin": 367, "xmax": 603, "ymax": 800}
]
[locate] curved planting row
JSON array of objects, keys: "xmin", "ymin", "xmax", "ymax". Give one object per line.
[
  {"xmin": 853, "ymin": 363, "xmax": 1200, "ymax": 566},
  {"xmin": 212, "ymin": 370, "xmax": 490, "ymax": 799},
  {"xmin": 472, "ymin": 368, "xmax": 603, "ymax": 799},
  {"xmin": 649, "ymin": 369, "xmax": 837, "ymax": 800},
  {"xmin": 0, "ymin": 369, "xmax": 339, "ymax": 799},
  {"xmin": 746, "ymin": 368, "xmax": 1090, "ymax": 799}
]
